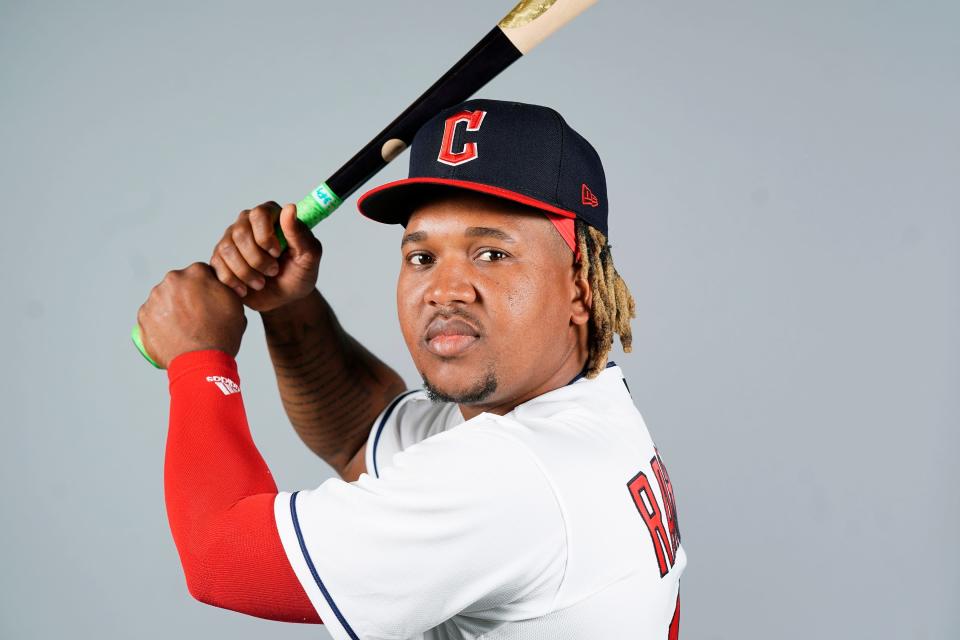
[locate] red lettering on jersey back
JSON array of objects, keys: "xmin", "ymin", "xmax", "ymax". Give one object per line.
[
  {"xmin": 651, "ymin": 449, "xmax": 681, "ymax": 558},
  {"xmin": 437, "ymin": 110, "xmax": 486, "ymax": 166},
  {"xmin": 627, "ymin": 451, "xmax": 681, "ymax": 579},
  {"xmin": 668, "ymin": 595, "xmax": 680, "ymax": 640},
  {"xmin": 627, "ymin": 470, "xmax": 675, "ymax": 577}
]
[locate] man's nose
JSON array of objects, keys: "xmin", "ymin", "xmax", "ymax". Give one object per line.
[{"xmin": 424, "ymin": 259, "xmax": 477, "ymax": 306}]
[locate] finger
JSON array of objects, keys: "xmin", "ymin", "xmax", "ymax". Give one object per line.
[
  {"xmin": 185, "ymin": 261, "xmax": 215, "ymax": 277},
  {"xmin": 249, "ymin": 203, "xmax": 283, "ymax": 258},
  {"xmin": 215, "ymin": 237, "xmax": 263, "ymax": 291},
  {"xmin": 209, "ymin": 254, "xmax": 248, "ymax": 297},
  {"xmin": 279, "ymin": 203, "xmax": 319, "ymax": 257},
  {"xmin": 232, "ymin": 222, "xmax": 279, "ymax": 277}
]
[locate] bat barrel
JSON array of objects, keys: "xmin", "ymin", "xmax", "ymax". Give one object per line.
[{"xmin": 498, "ymin": 0, "xmax": 598, "ymax": 55}]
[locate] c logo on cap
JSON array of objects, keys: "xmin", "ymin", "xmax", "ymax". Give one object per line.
[{"xmin": 437, "ymin": 110, "xmax": 486, "ymax": 166}]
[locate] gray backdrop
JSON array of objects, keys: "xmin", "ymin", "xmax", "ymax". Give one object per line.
[{"xmin": 1, "ymin": 1, "xmax": 957, "ymax": 638}]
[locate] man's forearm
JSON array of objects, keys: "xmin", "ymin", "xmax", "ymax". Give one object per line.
[
  {"xmin": 261, "ymin": 288, "xmax": 406, "ymax": 474},
  {"xmin": 165, "ymin": 350, "xmax": 320, "ymax": 623}
]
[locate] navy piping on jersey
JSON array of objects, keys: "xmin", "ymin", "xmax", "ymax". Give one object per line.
[
  {"xmin": 372, "ymin": 389, "xmax": 420, "ymax": 478},
  {"xmin": 567, "ymin": 360, "xmax": 618, "ymax": 385},
  {"xmin": 289, "ymin": 492, "xmax": 360, "ymax": 640}
]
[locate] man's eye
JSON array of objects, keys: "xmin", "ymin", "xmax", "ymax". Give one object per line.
[
  {"xmin": 407, "ymin": 253, "xmax": 434, "ymax": 266},
  {"xmin": 477, "ymin": 250, "xmax": 508, "ymax": 262}
]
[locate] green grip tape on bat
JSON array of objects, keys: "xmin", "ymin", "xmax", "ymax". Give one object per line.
[
  {"xmin": 131, "ymin": 182, "xmax": 343, "ymax": 369},
  {"xmin": 131, "ymin": 324, "xmax": 161, "ymax": 368},
  {"xmin": 279, "ymin": 182, "xmax": 343, "ymax": 250}
]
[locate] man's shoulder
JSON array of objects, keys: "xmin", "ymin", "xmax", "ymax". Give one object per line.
[
  {"xmin": 390, "ymin": 389, "xmax": 459, "ymax": 425},
  {"xmin": 379, "ymin": 390, "xmax": 462, "ymax": 441},
  {"xmin": 367, "ymin": 415, "xmax": 562, "ymax": 508},
  {"xmin": 502, "ymin": 365, "xmax": 637, "ymax": 426},
  {"xmin": 395, "ymin": 412, "xmax": 534, "ymax": 459},
  {"xmin": 367, "ymin": 364, "xmax": 645, "ymax": 480},
  {"xmin": 366, "ymin": 389, "xmax": 464, "ymax": 478}
]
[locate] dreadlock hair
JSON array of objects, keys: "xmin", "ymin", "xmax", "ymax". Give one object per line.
[{"xmin": 575, "ymin": 219, "xmax": 637, "ymax": 378}]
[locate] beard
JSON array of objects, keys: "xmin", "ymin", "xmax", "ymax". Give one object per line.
[{"xmin": 421, "ymin": 367, "xmax": 498, "ymax": 405}]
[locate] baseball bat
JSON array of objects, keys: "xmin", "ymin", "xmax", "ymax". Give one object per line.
[{"xmin": 133, "ymin": 0, "xmax": 598, "ymax": 368}]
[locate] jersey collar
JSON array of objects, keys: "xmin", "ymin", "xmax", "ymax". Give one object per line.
[
  {"xmin": 503, "ymin": 360, "xmax": 634, "ymax": 423},
  {"xmin": 566, "ymin": 360, "xmax": 618, "ymax": 386}
]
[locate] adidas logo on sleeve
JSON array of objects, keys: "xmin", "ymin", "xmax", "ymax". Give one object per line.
[{"xmin": 206, "ymin": 376, "xmax": 240, "ymax": 396}]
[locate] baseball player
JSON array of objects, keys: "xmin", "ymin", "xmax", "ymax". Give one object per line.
[{"xmin": 138, "ymin": 99, "xmax": 686, "ymax": 639}]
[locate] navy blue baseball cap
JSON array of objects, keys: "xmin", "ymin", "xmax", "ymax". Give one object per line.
[{"xmin": 357, "ymin": 99, "xmax": 609, "ymax": 240}]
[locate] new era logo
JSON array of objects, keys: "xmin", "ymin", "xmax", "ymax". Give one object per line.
[
  {"xmin": 581, "ymin": 183, "xmax": 599, "ymax": 207},
  {"xmin": 206, "ymin": 375, "xmax": 240, "ymax": 396}
]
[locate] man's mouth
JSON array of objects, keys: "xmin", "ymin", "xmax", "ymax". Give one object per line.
[{"xmin": 424, "ymin": 317, "xmax": 481, "ymax": 357}]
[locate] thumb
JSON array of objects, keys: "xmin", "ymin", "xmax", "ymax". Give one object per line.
[{"xmin": 278, "ymin": 203, "xmax": 316, "ymax": 256}]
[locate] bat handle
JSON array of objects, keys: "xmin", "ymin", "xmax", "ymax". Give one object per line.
[
  {"xmin": 278, "ymin": 182, "xmax": 343, "ymax": 250},
  {"xmin": 131, "ymin": 182, "xmax": 343, "ymax": 369}
]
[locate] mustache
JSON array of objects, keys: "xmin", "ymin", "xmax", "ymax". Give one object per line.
[{"xmin": 424, "ymin": 306, "xmax": 484, "ymax": 335}]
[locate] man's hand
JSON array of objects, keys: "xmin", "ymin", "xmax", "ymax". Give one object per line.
[
  {"xmin": 137, "ymin": 263, "xmax": 247, "ymax": 369},
  {"xmin": 210, "ymin": 202, "xmax": 323, "ymax": 313}
]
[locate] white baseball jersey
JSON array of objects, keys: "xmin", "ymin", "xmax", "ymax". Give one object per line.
[{"xmin": 273, "ymin": 362, "xmax": 686, "ymax": 639}]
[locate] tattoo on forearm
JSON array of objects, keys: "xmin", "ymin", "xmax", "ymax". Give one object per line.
[{"xmin": 263, "ymin": 296, "xmax": 405, "ymax": 470}]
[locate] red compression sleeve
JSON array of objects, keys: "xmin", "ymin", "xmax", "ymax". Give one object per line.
[{"xmin": 164, "ymin": 350, "xmax": 321, "ymax": 624}]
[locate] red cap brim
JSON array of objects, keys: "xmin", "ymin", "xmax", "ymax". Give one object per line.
[{"xmin": 356, "ymin": 177, "xmax": 578, "ymax": 226}]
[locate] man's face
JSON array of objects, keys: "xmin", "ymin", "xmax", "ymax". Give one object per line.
[{"xmin": 396, "ymin": 191, "xmax": 589, "ymax": 414}]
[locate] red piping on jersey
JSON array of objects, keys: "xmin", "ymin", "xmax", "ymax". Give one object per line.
[{"xmin": 165, "ymin": 349, "xmax": 321, "ymax": 624}]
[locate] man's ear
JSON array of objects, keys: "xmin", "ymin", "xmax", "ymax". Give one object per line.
[{"xmin": 571, "ymin": 273, "xmax": 592, "ymax": 326}]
